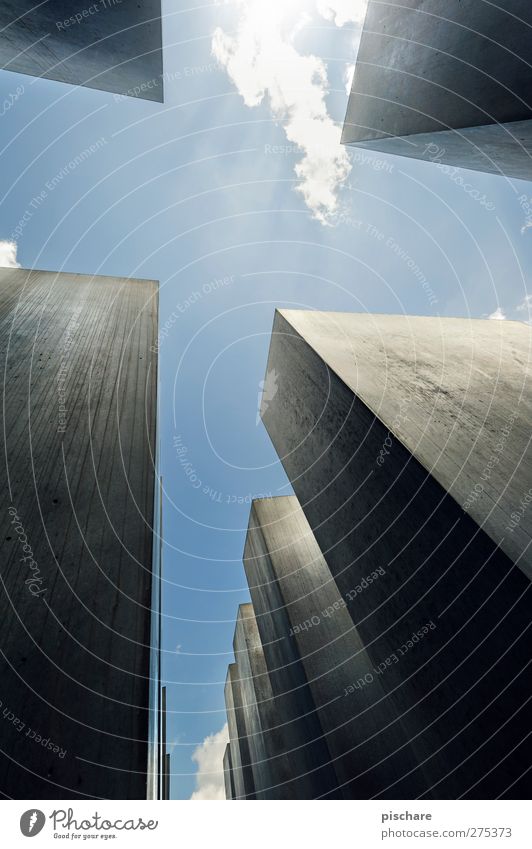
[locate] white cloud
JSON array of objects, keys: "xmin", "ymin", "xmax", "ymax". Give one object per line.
[
  {"xmin": 316, "ymin": 0, "xmax": 367, "ymax": 27},
  {"xmin": 516, "ymin": 294, "xmax": 532, "ymax": 322},
  {"xmin": 0, "ymin": 240, "xmax": 20, "ymax": 268},
  {"xmin": 212, "ymin": 2, "xmax": 353, "ymax": 224},
  {"xmin": 190, "ymin": 723, "xmax": 229, "ymax": 800},
  {"xmin": 488, "ymin": 307, "xmax": 506, "ymax": 320}
]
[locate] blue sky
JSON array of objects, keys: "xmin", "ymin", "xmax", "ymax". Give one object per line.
[{"xmin": 0, "ymin": 0, "xmax": 531, "ymax": 799}]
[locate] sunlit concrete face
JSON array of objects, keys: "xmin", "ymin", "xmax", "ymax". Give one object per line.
[
  {"xmin": 0, "ymin": 268, "xmax": 158, "ymax": 799},
  {"xmin": 342, "ymin": 0, "xmax": 532, "ymax": 178},
  {"xmin": 242, "ymin": 522, "xmax": 342, "ymax": 800},
  {"xmin": 260, "ymin": 309, "xmax": 532, "ymax": 798},
  {"xmin": 232, "ymin": 603, "xmax": 300, "ymax": 800},
  {"xmin": 0, "ymin": 1, "xmax": 163, "ymax": 101},
  {"xmin": 224, "ymin": 664, "xmax": 256, "ymax": 800}
]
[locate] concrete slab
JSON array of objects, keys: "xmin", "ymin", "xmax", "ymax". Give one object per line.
[
  {"xmin": 271, "ymin": 310, "xmax": 532, "ymax": 579},
  {"xmin": 0, "ymin": 0, "xmax": 163, "ymax": 100},
  {"xmin": 223, "ymin": 743, "xmax": 234, "ymax": 800},
  {"xmin": 233, "ymin": 603, "xmax": 301, "ymax": 798},
  {"xmin": 0, "ymin": 267, "xmax": 158, "ymax": 799},
  {"xmin": 342, "ymin": 0, "xmax": 532, "ymax": 178},
  {"xmin": 224, "ymin": 664, "xmax": 256, "ymax": 799},
  {"xmin": 260, "ymin": 309, "xmax": 532, "ymax": 798},
  {"xmin": 344, "ymin": 120, "xmax": 532, "ymax": 182},
  {"xmin": 244, "ymin": 497, "xmax": 429, "ymax": 798}
]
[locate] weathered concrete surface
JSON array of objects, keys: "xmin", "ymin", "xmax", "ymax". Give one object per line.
[
  {"xmin": 244, "ymin": 497, "xmax": 428, "ymax": 799},
  {"xmin": 261, "ymin": 310, "xmax": 532, "ymax": 798},
  {"xmin": 233, "ymin": 603, "xmax": 301, "ymax": 799},
  {"xmin": 270, "ymin": 310, "xmax": 532, "ymax": 579},
  {"xmin": 0, "ymin": 268, "xmax": 158, "ymax": 799},
  {"xmin": 342, "ymin": 0, "xmax": 532, "ymax": 178},
  {"xmin": 224, "ymin": 664, "xmax": 256, "ymax": 799},
  {"xmin": 0, "ymin": 1, "xmax": 163, "ymax": 101},
  {"xmin": 345, "ymin": 121, "xmax": 532, "ymax": 182},
  {"xmin": 223, "ymin": 743, "xmax": 234, "ymax": 800}
]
